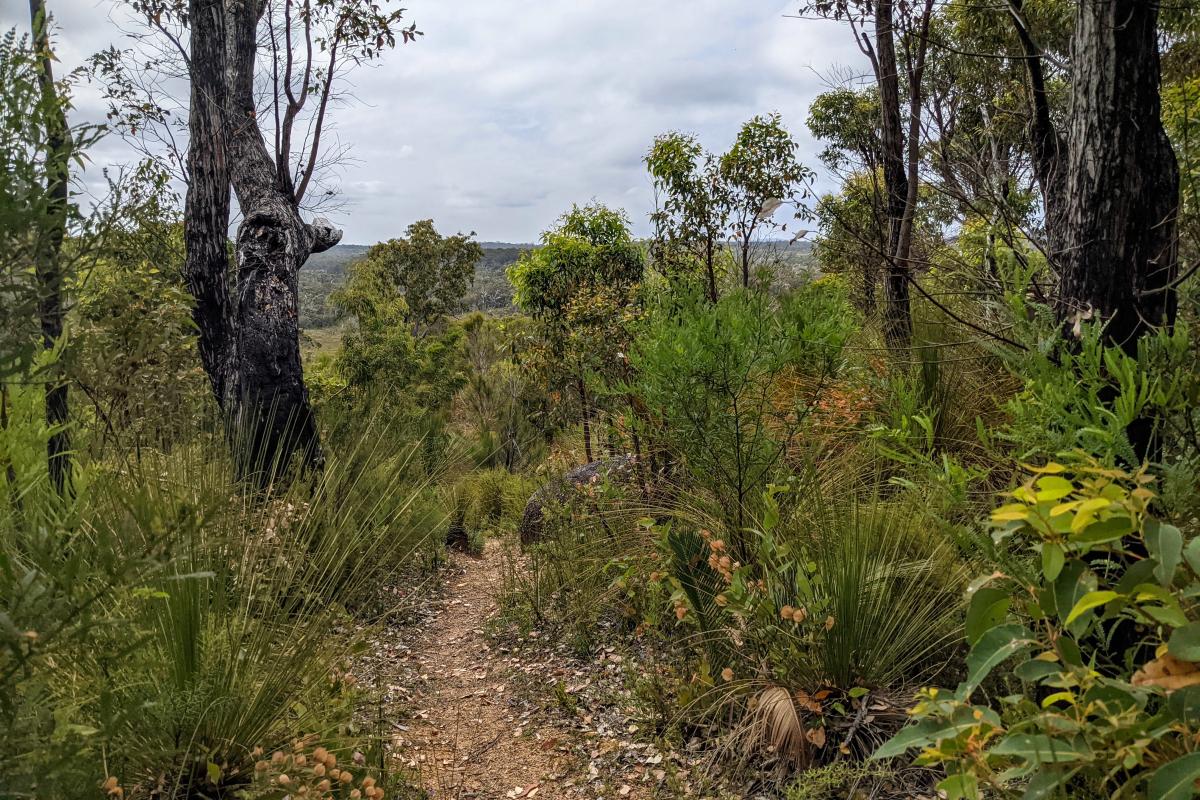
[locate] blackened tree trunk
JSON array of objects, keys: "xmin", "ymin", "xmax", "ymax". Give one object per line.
[
  {"xmin": 1006, "ymin": 0, "xmax": 1068, "ymax": 262},
  {"xmin": 874, "ymin": 1, "xmax": 913, "ymax": 348},
  {"xmin": 29, "ymin": 0, "xmax": 72, "ymax": 494},
  {"xmin": 185, "ymin": 0, "xmax": 340, "ymax": 480},
  {"xmin": 577, "ymin": 375, "xmax": 593, "ymax": 463},
  {"xmin": 183, "ymin": 0, "xmax": 232, "ymax": 403},
  {"xmin": 1057, "ymin": 0, "xmax": 1179, "ymax": 462},
  {"xmin": 224, "ymin": 0, "xmax": 338, "ymax": 475}
]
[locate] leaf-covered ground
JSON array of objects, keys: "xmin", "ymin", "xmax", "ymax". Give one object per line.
[{"xmin": 355, "ymin": 539, "xmax": 723, "ymax": 799}]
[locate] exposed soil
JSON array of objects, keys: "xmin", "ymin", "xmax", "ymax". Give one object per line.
[
  {"xmin": 358, "ymin": 539, "xmax": 710, "ymax": 799},
  {"xmin": 393, "ymin": 539, "xmax": 576, "ymax": 798}
]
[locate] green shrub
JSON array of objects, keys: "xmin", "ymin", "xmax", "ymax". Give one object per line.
[
  {"xmin": 878, "ymin": 457, "xmax": 1200, "ymax": 799},
  {"xmin": 661, "ymin": 480, "xmax": 965, "ymax": 694},
  {"xmin": 631, "ymin": 287, "xmax": 840, "ymax": 552},
  {"xmin": 499, "ymin": 476, "xmax": 651, "ymax": 652},
  {"xmin": 1001, "ymin": 309, "xmax": 1199, "ymax": 470}
]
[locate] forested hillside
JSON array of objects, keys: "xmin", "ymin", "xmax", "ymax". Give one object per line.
[
  {"xmin": 2, "ymin": 2, "xmax": 1199, "ymax": 799},
  {"xmin": 301, "ymin": 241, "xmax": 814, "ymax": 328}
]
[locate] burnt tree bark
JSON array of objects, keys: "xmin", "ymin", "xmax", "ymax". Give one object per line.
[
  {"xmin": 1058, "ymin": 0, "xmax": 1179, "ymax": 462},
  {"xmin": 1006, "ymin": 0, "xmax": 1068, "ymax": 262},
  {"xmin": 183, "ymin": 0, "xmax": 231, "ymax": 403},
  {"xmin": 577, "ymin": 375, "xmax": 594, "ymax": 463},
  {"xmin": 1058, "ymin": 1, "xmax": 1179, "ymax": 349},
  {"xmin": 226, "ymin": 0, "xmax": 339, "ymax": 475},
  {"xmin": 1009, "ymin": 0, "xmax": 1179, "ymax": 464},
  {"xmin": 29, "ymin": 0, "xmax": 73, "ymax": 494},
  {"xmin": 185, "ymin": 0, "xmax": 341, "ymax": 480},
  {"xmin": 873, "ymin": 0, "xmax": 912, "ymax": 348}
]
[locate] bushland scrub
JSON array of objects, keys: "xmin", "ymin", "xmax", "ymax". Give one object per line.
[{"xmin": 5, "ymin": 2, "xmax": 1200, "ymax": 799}]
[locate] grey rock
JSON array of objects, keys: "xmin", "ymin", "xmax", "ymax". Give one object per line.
[{"xmin": 518, "ymin": 456, "xmax": 638, "ymax": 546}]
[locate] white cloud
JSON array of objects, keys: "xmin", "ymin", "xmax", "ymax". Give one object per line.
[{"xmin": 0, "ymin": 0, "xmax": 865, "ymax": 242}]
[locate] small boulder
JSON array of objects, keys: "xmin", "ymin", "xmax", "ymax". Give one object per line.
[{"xmin": 518, "ymin": 456, "xmax": 638, "ymax": 546}]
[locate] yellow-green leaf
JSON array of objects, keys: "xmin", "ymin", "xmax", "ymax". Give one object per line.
[
  {"xmin": 1041, "ymin": 691, "xmax": 1075, "ymax": 708},
  {"xmin": 1036, "ymin": 476, "xmax": 1075, "ymax": 501},
  {"xmin": 1064, "ymin": 591, "xmax": 1119, "ymax": 625}
]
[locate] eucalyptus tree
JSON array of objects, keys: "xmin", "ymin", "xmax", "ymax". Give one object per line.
[
  {"xmin": 645, "ymin": 131, "xmax": 729, "ymax": 303},
  {"xmin": 799, "ymin": 0, "xmax": 935, "ymax": 348},
  {"xmin": 1, "ymin": 11, "xmax": 99, "ymax": 492},
  {"xmin": 807, "ymin": 87, "xmax": 886, "ymax": 310},
  {"xmin": 720, "ymin": 113, "xmax": 813, "ymax": 289},
  {"xmin": 508, "ymin": 204, "xmax": 645, "ymax": 463},
  {"xmin": 357, "ymin": 219, "xmax": 484, "ymax": 338},
  {"xmin": 170, "ymin": 0, "xmax": 420, "ymax": 478},
  {"xmin": 646, "ymin": 115, "xmax": 811, "ymax": 299}
]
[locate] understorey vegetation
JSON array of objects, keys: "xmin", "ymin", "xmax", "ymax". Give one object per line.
[{"xmin": 3, "ymin": 0, "xmax": 1200, "ymax": 799}]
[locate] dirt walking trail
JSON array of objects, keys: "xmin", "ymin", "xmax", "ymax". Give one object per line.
[{"xmin": 390, "ymin": 539, "xmax": 578, "ymax": 799}]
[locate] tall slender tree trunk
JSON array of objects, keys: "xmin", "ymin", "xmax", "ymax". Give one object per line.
[
  {"xmin": 183, "ymin": 0, "xmax": 232, "ymax": 403},
  {"xmin": 740, "ymin": 238, "xmax": 751, "ymax": 289},
  {"xmin": 29, "ymin": 0, "xmax": 72, "ymax": 494},
  {"xmin": 1057, "ymin": 0, "xmax": 1179, "ymax": 463},
  {"xmin": 1007, "ymin": 0, "xmax": 1068, "ymax": 263},
  {"xmin": 577, "ymin": 375, "xmax": 593, "ymax": 463},
  {"xmin": 875, "ymin": 0, "xmax": 912, "ymax": 348},
  {"xmin": 704, "ymin": 237, "xmax": 718, "ymax": 303}
]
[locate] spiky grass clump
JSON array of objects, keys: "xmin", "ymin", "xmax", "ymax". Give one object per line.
[{"xmin": 1, "ymin": 410, "xmax": 441, "ymax": 798}]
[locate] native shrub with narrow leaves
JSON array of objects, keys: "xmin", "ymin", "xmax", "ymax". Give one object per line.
[{"xmin": 876, "ymin": 458, "xmax": 1200, "ymax": 799}]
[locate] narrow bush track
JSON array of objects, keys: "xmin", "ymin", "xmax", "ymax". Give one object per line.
[{"xmin": 386, "ymin": 539, "xmax": 581, "ymax": 799}]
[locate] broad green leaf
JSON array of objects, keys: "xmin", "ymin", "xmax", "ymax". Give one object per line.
[
  {"xmin": 1064, "ymin": 591, "xmax": 1118, "ymax": 625},
  {"xmin": 1050, "ymin": 560, "xmax": 1091, "ymax": 623},
  {"xmin": 1042, "ymin": 543, "xmax": 1065, "ymax": 582},
  {"xmin": 1014, "ymin": 659, "xmax": 1061, "ymax": 683},
  {"xmin": 1169, "ymin": 622, "xmax": 1200, "ymax": 661},
  {"xmin": 963, "ymin": 623, "xmax": 1033, "ymax": 695},
  {"xmin": 937, "ymin": 772, "xmax": 980, "ymax": 800},
  {"xmin": 1148, "ymin": 752, "xmax": 1200, "ymax": 800},
  {"xmin": 965, "ymin": 587, "xmax": 1011, "ymax": 647},
  {"xmin": 1035, "ymin": 476, "xmax": 1075, "ymax": 501},
  {"xmin": 1072, "ymin": 515, "xmax": 1133, "ymax": 543},
  {"xmin": 871, "ymin": 719, "xmax": 940, "ymax": 760},
  {"xmin": 1147, "ymin": 519, "xmax": 1184, "ymax": 586},
  {"xmin": 1184, "ymin": 538, "xmax": 1200, "ymax": 576},
  {"xmin": 1144, "ymin": 604, "xmax": 1190, "ymax": 628},
  {"xmin": 1115, "ymin": 559, "xmax": 1158, "ymax": 594},
  {"xmin": 1167, "ymin": 685, "xmax": 1200, "ymax": 725},
  {"xmin": 1020, "ymin": 768, "xmax": 1076, "ymax": 800},
  {"xmin": 1070, "ymin": 513, "xmax": 1132, "ymax": 544},
  {"xmin": 1076, "ymin": 497, "xmax": 1112, "ymax": 515},
  {"xmin": 1081, "ymin": 685, "xmax": 1140, "ymax": 714},
  {"xmin": 990, "ymin": 734, "xmax": 1091, "ymax": 765}
]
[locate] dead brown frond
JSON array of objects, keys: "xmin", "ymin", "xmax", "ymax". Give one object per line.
[{"xmin": 742, "ymin": 686, "xmax": 811, "ymax": 772}]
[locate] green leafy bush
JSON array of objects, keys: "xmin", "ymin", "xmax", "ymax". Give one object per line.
[
  {"xmin": 631, "ymin": 287, "xmax": 835, "ymax": 551},
  {"xmin": 878, "ymin": 458, "xmax": 1200, "ymax": 799}
]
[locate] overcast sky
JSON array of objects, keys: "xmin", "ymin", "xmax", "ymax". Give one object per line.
[{"xmin": 1, "ymin": 0, "xmax": 865, "ymax": 244}]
